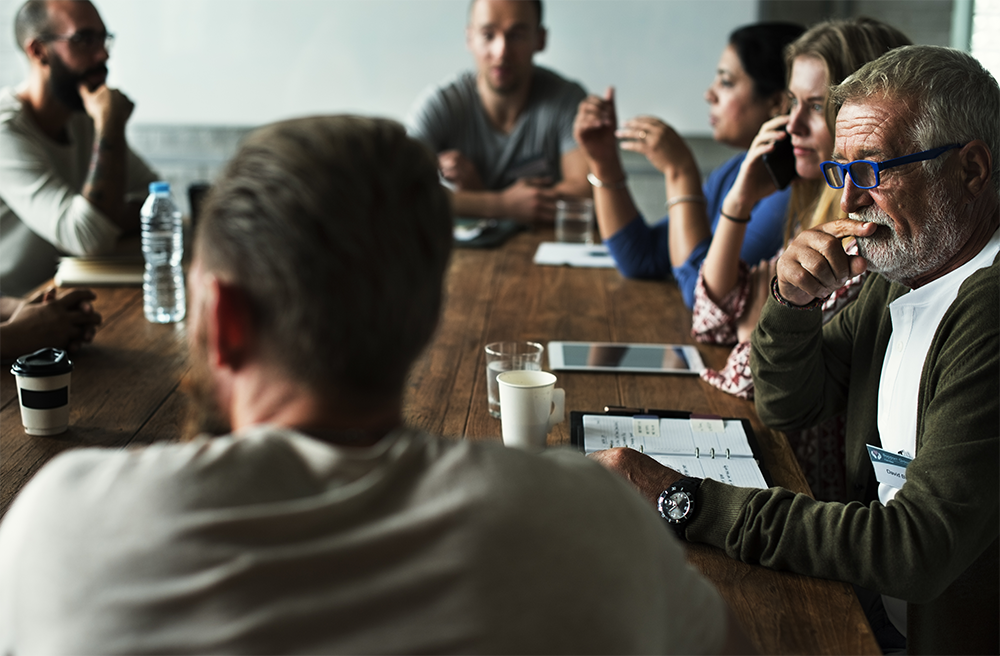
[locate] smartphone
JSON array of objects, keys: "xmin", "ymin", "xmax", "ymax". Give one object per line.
[
  {"xmin": 547, "ymin": 341, "xmax": 705, "ymax": 374},
  {"xmin": 762, "ymin": 128, "xmax": 797, "ymax": 190}
]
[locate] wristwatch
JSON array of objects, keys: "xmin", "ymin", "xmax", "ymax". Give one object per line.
[{"xmin": 657, "ymin": 477, "xmax": 702, "ymax": 540}]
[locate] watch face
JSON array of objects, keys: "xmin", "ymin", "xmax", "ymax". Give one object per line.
[
  {"xmin": 664, "ymin": 492, "xmax": 691, "ymax": 521},
  {"xmin": 658, "ymin": 489, "xmax": 693, "ymax": 523}
]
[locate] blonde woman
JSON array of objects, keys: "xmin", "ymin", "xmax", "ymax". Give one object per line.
[{"xmin": 691, "ymin": 18, "xmax": 912, "ymax": 500}]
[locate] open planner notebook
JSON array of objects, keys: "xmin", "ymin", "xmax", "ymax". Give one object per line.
[{"xmin": 571, "ymin": 411, "xmax": 770, "ymax": 489}]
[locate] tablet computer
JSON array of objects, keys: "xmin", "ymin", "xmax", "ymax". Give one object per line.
[{"xmin": 547, "ymin": 341, "xmax": 705, "ymax": 374}]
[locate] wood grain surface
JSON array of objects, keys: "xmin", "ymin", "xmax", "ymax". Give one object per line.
[{"xmin": 404, "ymin": 230, "xmax": 878, "ymax": 654}]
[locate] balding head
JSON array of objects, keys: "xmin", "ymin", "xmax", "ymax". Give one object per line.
[{"xmin": 14, "ymin": 0, "xmax": 102, "ymax": 54}]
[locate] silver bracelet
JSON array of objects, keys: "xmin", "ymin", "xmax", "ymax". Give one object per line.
[
  {"xmin": 587, "ymin": 172, "xmax": 628, "ymax": 189},
  {"xmin": 666, "ymin": 194, "xmax": 706, "ymax": 210}
]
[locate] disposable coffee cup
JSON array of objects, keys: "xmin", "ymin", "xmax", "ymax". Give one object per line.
[
  {"xmin": 11, "ymin": 348, "xmax": 73, "ymax": 436},
  {"xmin": 497, "ymin": 370, "xmax": 565, "ymax": 449}
]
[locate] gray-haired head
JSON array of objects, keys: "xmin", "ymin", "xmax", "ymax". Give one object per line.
[
  {"xmin": 193, "ymin": 115, "xmax": 454, "ymax": 397},
  {"xmin": 830, "ymin": 45, "xmax": 999, "ymax": 195}
]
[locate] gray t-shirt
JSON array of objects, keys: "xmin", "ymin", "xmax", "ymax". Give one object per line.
[
  {"xmin": 0, "ymin": 426, "xmax": 727, "ymax": 654},
  {"xmin": 406, "ymin": 66, "xmax": 586, "ymax": 190}
]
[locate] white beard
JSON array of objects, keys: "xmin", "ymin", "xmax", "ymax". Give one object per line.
[{"xmin": 851, "ymin": 177, "xmax": 966, "ymax": 285}]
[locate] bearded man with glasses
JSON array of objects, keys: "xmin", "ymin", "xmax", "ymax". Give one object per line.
[
  {"xmin": 592, "ymin": 45, "xmax": 998, "ymax": 654},
  {"xmin": 1, "ymin": 0, "xmax": 158, "ymax": 296}
]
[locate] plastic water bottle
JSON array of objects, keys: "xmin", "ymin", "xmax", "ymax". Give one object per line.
[{"xmin": 140, "ymin": 181, "xmax": 186, "ymax": 323}]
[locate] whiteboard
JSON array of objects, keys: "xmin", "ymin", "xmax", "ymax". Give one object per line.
[{"xmin": 2, "ymin": 0, "xmax": 754, "ymax": 134}]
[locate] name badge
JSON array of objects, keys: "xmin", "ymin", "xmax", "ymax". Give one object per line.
[{"xmin": 867, "ymin": 444, "xmax": 913, "ymax": 489}]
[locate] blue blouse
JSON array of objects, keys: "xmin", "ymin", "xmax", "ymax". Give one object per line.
[{"xmin": 605, "ymin": 152, "xmax": 790, "ymax": 308}]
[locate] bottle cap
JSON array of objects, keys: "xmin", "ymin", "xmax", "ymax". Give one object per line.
[
  {"xmin": 10, "ymin": 348, "xmax": 74, "ymax": 377},
  {"xmin": 149, "ymin": 181, "xmax": 171, "ymax": 194}
]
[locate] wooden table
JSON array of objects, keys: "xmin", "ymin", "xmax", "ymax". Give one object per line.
[
  {"xmin": 410, "ymin": 229, "xmax": 879, "ymax": 654},
  {"xmin": 0, "ymin": 228, "xmax": 878, "ymax": 654}
]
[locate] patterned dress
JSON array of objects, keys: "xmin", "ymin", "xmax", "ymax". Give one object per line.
[{"xmin": 690, "ymin": 252, "xmax": 865, "ymax": 501}]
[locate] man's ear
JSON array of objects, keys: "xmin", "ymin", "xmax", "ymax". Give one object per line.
[
  {"xmin": 958, "ymin": 140, "xmax": 993, "ymax": 199},
  {"xmin": 25, "ymin": 38, "xmax": 49, "ymax": 66},
  {"xmin": 535, "ymin": 26, "xmax": 547, "ymax": 53},
  {"xmin": 206, "ymin": 279, "xmax": 254, "ymax": 372}
]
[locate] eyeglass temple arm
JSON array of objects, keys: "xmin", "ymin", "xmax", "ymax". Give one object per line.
[{"xmin": 876, "ymin": 143, "xmax": 965, "ymax": 172}]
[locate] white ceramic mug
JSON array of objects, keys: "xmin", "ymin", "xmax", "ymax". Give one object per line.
[{"xmin": 497, "ymin": 370, "xmax": 565, "ymax": 449}]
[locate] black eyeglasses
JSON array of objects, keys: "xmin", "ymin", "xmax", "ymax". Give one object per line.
[
  {"xmin": 821, "ymin": 143, "xmax": 965, "ymax": 190},
  {"xmin": 42, "ymin": 30, "xmax": 114, "ymax": 52}
]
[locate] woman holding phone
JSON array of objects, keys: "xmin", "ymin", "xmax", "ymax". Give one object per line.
[
  {"xmin": 573, "ymin": 22, "xmax": 804, "ymax": 309},
  {"xmin": 692, "ymin": 18, "xmax": 911, "ymax": 500}
]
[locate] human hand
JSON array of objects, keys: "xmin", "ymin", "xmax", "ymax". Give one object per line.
[
  {"xmin": 723, "ymin": 115, "xmax": 790, "ymax": 217},
  {"xmin": 588, "ymin": 447, "xmax": 684, "ymax": 505},
  {"xmin": 500, "ymin": 177, "xmax": 558, "ymax": 223},
  {"xmin": 573, "ymin": 87, "xmax": 620, "ymax": 171},
  {"xmin": 776, "ymin": 219, "xmax": 874, "ymax": 306},
  {"xmin": 617, "ymin": 115, "xmax": 693, "ymax": 174},
  {"xmin": 438, "ymin": 150, "xmax": 484, "ymax": 191},
  {"xmin": 737, "ymin": 258, "xmax": 777, "ymax": 343},
  {"xmin": 78, "ymin": 84, "xmax": 134, "ymax": 132},
  {"xmin": 6, "ymin": 288, "xmax": 102, "ymax": 353}
]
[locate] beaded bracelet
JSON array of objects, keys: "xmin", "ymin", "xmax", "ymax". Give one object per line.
[
  {"xmin": 720, "ymin": 211, "xmax": 751, "ymax": 224},
  {"xmin": 587, "ymin": 172, "xmax": 629, "ymax": 189},
  {"xmin": 666, "ymin": 194, "xmax": 706, "ymax": 210},
  {"xmin": 769, "ymin": 276, "xmax": 824, "ymax": 310}
]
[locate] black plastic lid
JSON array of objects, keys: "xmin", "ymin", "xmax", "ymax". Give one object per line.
[{"xmin": 10, "ymin": 348, "xmax": 73, "ymax": 377}]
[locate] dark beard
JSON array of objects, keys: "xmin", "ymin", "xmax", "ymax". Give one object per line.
[
  {"xmin": 48, "ymin": 52, "xmax": 107, "ymax": 112},
  {"xmin": 181, "ymin": 324, "xmax": 233, "ymax": 441}
]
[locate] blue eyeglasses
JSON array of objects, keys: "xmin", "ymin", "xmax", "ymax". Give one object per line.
[{"xmin": 821, "ymin": 143, "xmax": 965, "ymax": 190}]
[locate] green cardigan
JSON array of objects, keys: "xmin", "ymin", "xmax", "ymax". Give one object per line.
[{"xmin": 687, "ymin": 255, "xmax": 999, "ymax": 654}]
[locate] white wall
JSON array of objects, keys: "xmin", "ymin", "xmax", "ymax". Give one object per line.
[
  {"xmin": 972, "ymin": 0, "xmax": 1000, "ymax": 82},
  {"xmin": 1, "ymin": 0, "xmax": 754, "ymax": 135}
]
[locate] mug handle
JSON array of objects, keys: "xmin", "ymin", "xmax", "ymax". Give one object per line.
[{"xmin": 549, "ymin": 388, "xmax": 565, "ymax": 427}]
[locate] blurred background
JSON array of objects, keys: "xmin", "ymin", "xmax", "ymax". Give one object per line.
[{"xmin": 2, "ymin": 0, "xmax": 998, "ymax": 219}]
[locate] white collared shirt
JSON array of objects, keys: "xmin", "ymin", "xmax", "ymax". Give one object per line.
[{"xmin": 875, "ymin": 227, "xmax": 999, "ymax": 635}]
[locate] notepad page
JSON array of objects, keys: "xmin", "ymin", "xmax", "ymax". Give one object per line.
[
  {"xmin": 581, "ymin": 415, "xmax": 754, "ymax": 457},
  {"xmin": 648, "ymin": 454, "xmax": 767, "ymax": 489}
]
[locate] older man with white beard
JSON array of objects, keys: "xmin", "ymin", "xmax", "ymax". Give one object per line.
[{"xmin": 589, "ymin": 45, "xmax": 998, "ymax": 654}]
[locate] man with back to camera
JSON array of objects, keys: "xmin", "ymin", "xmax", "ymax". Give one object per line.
[
  {"xmin": 0, "ymin": 115, "xmax": 755, "ymax": 654},
  {"xmin": 406, "ymin": 0, "xmax": 590, "ymax": 223},
  {"xmin": 589, "ymin": 45, "xmax": 999, "ymax": 654},
  {"xmin": 1, "ymin": 0, "xmax": 158, "ymax": 297}
]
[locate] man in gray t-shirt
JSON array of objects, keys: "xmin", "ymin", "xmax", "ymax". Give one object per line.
[{"xmin": 406, "ymin": 0, "xmax": 589, "ymax": 223}]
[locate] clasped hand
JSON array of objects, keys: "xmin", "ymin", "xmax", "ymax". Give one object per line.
[
  {"xmin": 501, "ymin": 177, "xmax": 557, "ymax": 222},
  {"xmin": 1, "ymin": 289, "xmax": 102, "ymax": 359}
]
